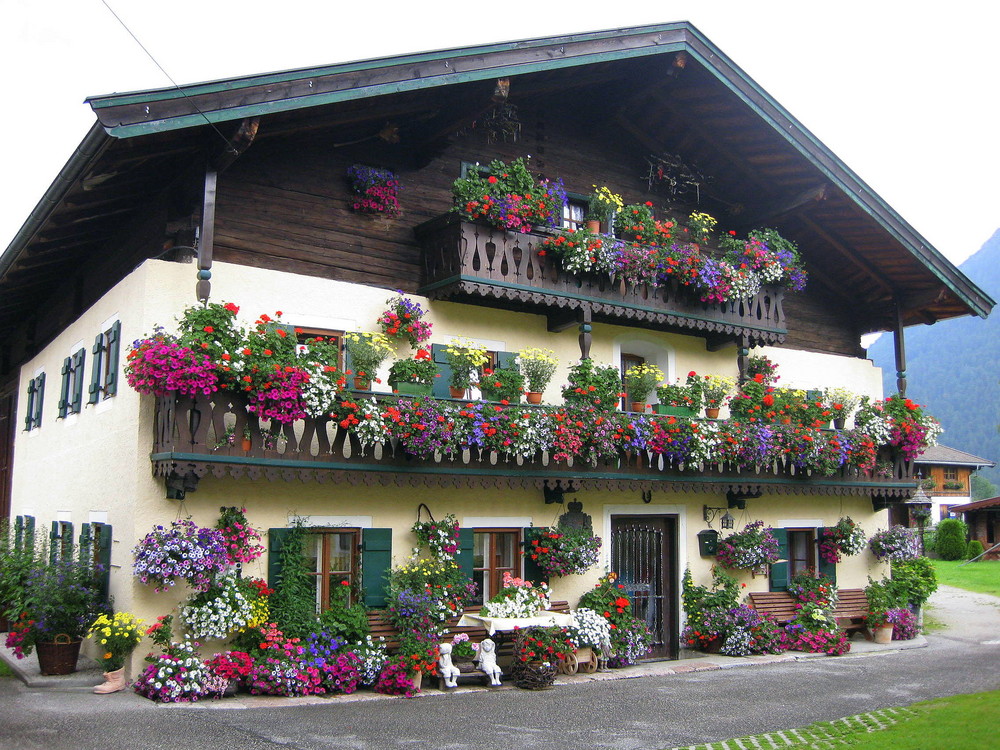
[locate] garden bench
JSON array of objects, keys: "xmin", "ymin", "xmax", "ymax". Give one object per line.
[{"xmin": 746, "ymin": 589, "xmax": 869, "ymax": 637}]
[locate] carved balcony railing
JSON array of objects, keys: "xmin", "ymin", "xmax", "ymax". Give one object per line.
[
  {"xmin": 414, "ymin": 215, "xmax": 787, "ymax": 348},
  {"xmin": 152, "ymin": 393, "xmax": 914, "ymax": 501}
]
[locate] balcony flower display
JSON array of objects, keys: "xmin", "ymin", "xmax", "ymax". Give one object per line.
[
  {"xmin": 479, "ymin": 363, "xmax": 525, "ymax": 403},
  {"xmin": 561, "ymin": 358, "xmax": 624, "ymax": 408},
  {"xmin": 125, "ymin": 330, "xmax": 220, "ymax": 397},
  {"xmin": 623, "ymin": 363, "xmax": 664, "ymax": 405},
  {"xmin": 656, "ymin": 371, "xmax": 704, "ymax": 411},
  {"xmin": 538, "ymin": 228, "xmax": 618, "ymax": 275},
  {"xmin": 388, "ymin": 349, "xmax": 439, "ymax": 388},
  {"xmin": 346, "ymin": 164, "xmax": 401, "ymax": 216},
  {"xmin": 344, "ymin": 331, "xmax": 393, "ymax": 388},
  {"xmin": 823, "ymin": 387, "xmax": 862, "ymax": 426},
  {"xmin": 297, "ymin": 336, "xmax": 347, "ymax": 418},
  {"xmin": 586, "ymin": 185, "xmax": 624, "ymax": 224},
  {"xmin": 715, "ymin": 520, "xmax": 780, "ymax": 570},
  {"xmin": 377, "ymin": 292, "xmax": 432, "ymax": 347},
  {"xmin": 451, "ymin": 157, "xmax": 567, "ymax": 234},
  {"xmin": 443, "ymin": 338, "xmax": 489, "ymax": 392},
  {"xmin": 701, "ymin": 374, "xmax": 735, "ymax": 411},
  {"xmin": 720, "ymin": 228, "xmax": 807, "ymax": 292},
  {"xmin": 523, "ymin": 526, "xmax": 602, "ymax": 577}
]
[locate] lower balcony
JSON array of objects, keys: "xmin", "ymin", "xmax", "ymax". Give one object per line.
[
  {"xmin": 151, "ymin": 393, "xmax": 914, "ymax": 502},
  {"xmin": 414, "ymin": 215, "xmax": 786, "ymax": 348}
]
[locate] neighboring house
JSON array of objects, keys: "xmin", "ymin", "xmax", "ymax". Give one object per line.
[
  {"xmin": 912, "ymin": 445, "xmax": 996, "ymax": 524},
  {"xmin": 0, "ymin": 23, "xmax": 993, "ymax": 664},
  {"xmin": 950, "ymin": 497, "xmax": 1000, "ymax": 559}
]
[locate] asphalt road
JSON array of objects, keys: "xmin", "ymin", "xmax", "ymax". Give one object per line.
[{"xmin": 1, "ymin": 586, "xmax": 997, "ymax": 750}]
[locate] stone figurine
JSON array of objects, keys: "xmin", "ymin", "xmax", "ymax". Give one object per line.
[
  {"xmin": 437, "ymin": 642, "xmax": 461, "ymax": 689},
  {"xmin": 475, "ymin": 637, "xmax": 503, "ymax": 686}
]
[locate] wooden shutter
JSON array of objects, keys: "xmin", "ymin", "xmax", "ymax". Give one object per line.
[
  {"xmin": 769, "ymin": 528, "xmax": 790, "ymax": 592},
  {"xmin": 104, "ymin": 321, "xmax": 121, "ymax": 397},
  {"xmin": 361, "ymin": 528, "xmax": 392, "ymax": 607},
  {"xmin": 267, "ymin": 528, "xmax": 294, "ymax": 589},
  {"xmin": 58, "ymin": 357, "xmax": 72, "ymax": 418},
  {"xmin": 79, "ymin": 523, "xmax": 92, "ymax": 565},
  {"xmin": 24, "ymin": 515, "xmax": 35, "ymax": 547},
  {"xmin": 49, "ymin": 521, "xmax": 60, "ymax": 564},
  {"xmin": 522, "ymin": 527, "xmax": 549, "ymax": 586},
  {"xmin": 456, "ymin": 527, "xmax": 475, "ymax": 584},
  {"xmin": 431, "ymin": 344, "xmax": 455, "ymax": 398},
  {"xmin": 88, "ymin": 333, "xmax": 106, "ymax": 404},
  {"xmin": 71, "ymin": 348, "xmax": 86, "ymax": 413},
  {"xmin": 14, "ymin": 515, "xmax": 23, "ymax": 550},
  {"xmin": 817, "ymin": 528, "xmax": 837, "ymax": 584},
  {"xmin": 24, "ymin": 379, "xmax": 37, "ymax": 430},
  {"xmin": 31, "ymin": 374, "xmax": 44, "ymax": 429},
  {"xmin": 95, "ymin": 523, "xmax": 112, "ymax": 602}
]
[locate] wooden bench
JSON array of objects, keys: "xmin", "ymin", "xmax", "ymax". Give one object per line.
[{"xmin": 746, "ymin": 589, "xmax": 869, "ymax": 637}]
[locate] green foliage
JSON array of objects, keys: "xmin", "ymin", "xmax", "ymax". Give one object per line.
[
  {"xmin": 0, "ymin": 521, "xmax": 37, "ymax": 620},
  {"xmin": 561, "ymin": 359, "xmax": 623, "ymax": 409},
  {"xmin": 936, "ymin": 518, "xmax": 969, "ymax": 561},
  {"xmin": 681, "ymin": 566, "xmax": 740, "ymax": 621},
  {"xmin": 479, "ymin": 363, "xmax": 524, "ymax": 403},
  {"xmin": 267, "ymin": 521, "xmax": 320, "ymax": 639},
  {"xmin": 891, "ymin": 556, "xmax": 938, "ymax": 605},
  {"xmin": 864, "ymin": 577, "xmax": 908, "ymax": 626},
  {"xmin": 317, "ymin": 581, "xmax": 370, "ymax": 642},
  {"xmin": 966, "ymin": 540, "xmax": 985, "ymax": 559},
  {"xmin": 971, "ymin": 474, "xmax": 997, "ymax": 501}
]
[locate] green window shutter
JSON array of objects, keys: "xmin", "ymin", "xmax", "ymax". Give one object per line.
[
  {"xmin": 79, "ymin": 523, "xmax": 92, "ymax": 565},
  {"xmin": 497, "ymin": 351, "xmax": 517, "ymax": 368},
  {"xmin": 58, "ymin": 357, "xmax": 71, "ymax": 418},
  {"xmin": 24, "ymin": 516, "xmax": 35, "ymax": 548},
  {"xmin": 769, "ymin": 528, "xmax": 790, "ymax": 592},
  {"xmin": 49, "ymin": 521, "xmax": 60, "ymax": 564},
  {"xmin": 88, "ymin": 333, "xmax": 105, "ymax": 404},
  {"xmin": 522, "ymin": 527, "xmax": 549, "ymax": 586},
  {"xmin": 32, "ymin": 373, "xmax": 44, "ymax": 428},
  {"xmin": 71, "ymin": 349, "xmax": 86, "ymax": 413},
  {"xmin": 456, "ymin": 527, "xmax": 475, "ymax": 584},
  {"xmin": 817, "ymin": 528, "xmax": 838, "ymax": 584},
  {"xmin": 267, "ymin": 528, "xmax": 293, "ymax": 589},
  {"xmin": 14, "ymin": 516, "xmax": 23, "ymax": 550},
  {"xmin": 430, "ymin": 343, "xmax": 455, "ymax": 398},
  {"xmin": 24, "ymin": 379, "xmax": 37, "ymax": 430},
  {"xmin": 104, "ymin": 321, "xmax": 121, "ymax": 397},
  {"xmin": 361, "ymin": 528, "xmax": 392, "ymax": 607},
  {"xmin": 95, "ymin": 524, "xmax": 112, "ymax": 602}
]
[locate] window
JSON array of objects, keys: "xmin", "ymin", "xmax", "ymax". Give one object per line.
[
  {"xmin": 620, "ymin": 353, "xmax": 644, "ymax": 410},
  {"xmin": 79, "ymin": 522, "xmax": 112, "ymax": 602},
  {"xmin": 472, "ymin": 529, "xmax": 520, "ymax": 604},
  {"xmin": 295, "ymin": 327, "xmax": 344, "ymax": 369},
  {"xmin": 787, "ymin": 529, "xmax": 816, "ymax": 579},
  {"xmin": 562, "ymin": 199, "xmax": 587, "ymax": 231},
  {"xmin": 58, "ymin": 349, "xmax": 86, "ymax": 418},
  {"xmin": 88, "ymin": 320, "xmax": 121, "ymax": 404},
  {"xmin": 24, "ymin": 374, "xmax": 45, "ymax": 430},
  {"xmin": 304, "ymin": 528, "xmax": 361, "ymax": 611},
  {"xmin": 943, "ymin": 467, "xmax": 958, "ymax": 481}
]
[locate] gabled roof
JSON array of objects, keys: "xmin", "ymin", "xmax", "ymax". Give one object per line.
[
  {"xmin": 1, "ymin": 22, "xmax": 993, "ymax": 350},
  {"xmin": 914, "ymin": 444, "xmax": 995, "ymax": 469},
  {"xmin": 950, "ymin": 497, "xmax": 1000, "ymax": 513}
]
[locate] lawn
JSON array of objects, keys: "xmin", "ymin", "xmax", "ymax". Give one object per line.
[
  {"xmin": 930, "ymin": 559, "xmax": 1000, "ymax": 598},
  {"xmin": 0, "ymin": 659, "xmax": 13, "ymax": 678},
  {"xmin": 674, "ymin": 690, "xmax": 1000, "ymax": 750}
]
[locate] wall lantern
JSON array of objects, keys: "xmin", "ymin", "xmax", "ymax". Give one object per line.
[{"xmin": 703, "ymin": 505, "xmax": 735, "ymax": 529}]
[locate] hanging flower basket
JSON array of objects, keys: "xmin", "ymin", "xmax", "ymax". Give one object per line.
[{"xmin": 715, "ymin": 521, "xmax": 780, "ymax": 570}]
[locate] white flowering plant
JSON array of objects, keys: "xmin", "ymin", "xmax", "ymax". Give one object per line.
[
  {"xmin": 567, "ymin": 607, "xmax": 611, "ymax": 649},
  {"xmin": 133, "ymin": 638, "xmax": 209, "ymax": 703},
  {"xmin": 179, "ymin": 574, "xmax": 254, "ymax": 641},
  {"xmin": 349, "ymin": 634, "xmax": 388, "ymax": 686},
  {"xmin": 481, "ymin": 572, "xmax": 551, "ymax": 618}
]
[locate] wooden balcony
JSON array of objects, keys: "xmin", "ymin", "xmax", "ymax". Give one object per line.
[
  {"xmin": 414, "ymin": 215, "xmax": 787, "ymax": 348},
  {"xmin": 151, "ymin": 393, "xmax": 914, "ymax": 501}
]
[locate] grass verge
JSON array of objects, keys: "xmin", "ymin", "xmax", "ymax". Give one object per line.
[
  {"xmin": 0, "ymin": 659, "xmax": 14, "ymax": 678},
  {"xmin": 931, "ymin": 559, "xmax": 1000, "ymax": 597}
]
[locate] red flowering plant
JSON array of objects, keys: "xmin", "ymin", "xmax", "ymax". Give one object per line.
[
  {"xmin": 881, "ymin": 394, "xmax": 941, "ymax": 461},
  {"xmin": 523, "ymin": 526, "xmax": 602, "ymax": 577},
  {"xmin": 388, "ymin": 349, "xmax": 439, "ymax": 388},
  {"xmin": 175, "ymin": 301, "xmax": 246, "ymax": 390},
  {"xmin": 561, "ymin": 358, "xmax": 624, "ymax": 410},
  {"xmin": 346, "ymin": 164, "xmax": 401, "ymax": 216},
  {"xmin": 377, "ymin": 292, "xmax": 432, "ymax": 347},
  {"xmin": 236, "ymin": 311, "xmax": 308, "ymax": 424},
  {"xmin": 539, "ymin": 228, "xmax": 618, "ymax": 275},
  {"xmin": 656, "ymin": 371, "xmax": 704, "ymax": 410},
  {"xmin": 451, "ymin": 157, "xmax": 567, "ymax": 234},
  {"xmin": 818, "ymin": 517, "xmax": 867, "ymax": 564},
  {"xmin": 578, "ymin": 571, "xmax": 652, "ymax": 665},
  {"xmin": 513, "ymin": 626, "xmax": 574, "ymax": 665},
  {"xmin": 216, "ymin": 506, "xmax": 265, "ymax": 565}
]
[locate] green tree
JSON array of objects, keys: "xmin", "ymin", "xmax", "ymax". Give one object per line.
[
  {"xmin": 971, "ymin": 474, "xmax": 998, "ymax": 501},
  {"xmin": 936, "ymin": 518, "xmax": 969, "ymax": 561}
]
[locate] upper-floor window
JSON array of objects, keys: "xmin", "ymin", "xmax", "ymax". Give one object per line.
[
  {"xmin": 58, "ymin": 348, "xmax": 86, "ymax": 418},
  {"xmin": 89, "ymin": 320, "xmax": 121, "ymax": 404},
  {"xmin": 943, "ymin": 467, "xmax": 958, "ymax": 481},
  {"xmin": 562, "ymin": 198, "xmax": 587, "ymax": 231},
  {"xmin": 295, "ymin": 327, "xmax": 344, "ymax": 370},
  {"xmin": 24, "ymin": 373, "xmax": 45, "ymax": 430}
]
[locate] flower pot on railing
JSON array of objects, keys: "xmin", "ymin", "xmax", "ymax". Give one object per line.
[
  {"xmin": 705, "ymin": 407, "xmax": 721, "ymax": 419},
  {"xmin": 35, "ymin": 634, "xmax": 82, "ymax": 675},
  {"xmin": 630, "ymin": 401, "xmax": 646, "ymax": 413},
  {"xmin": 353, "ymin": 376, "xmax": 371, "ymax": 391},
  {"xmin": 449, "ymin": 386, "xmax": 467, "ymax": 399},
  {"xmin": 525, "ymin": 391, "xmax": 543, "ymax": 405}
]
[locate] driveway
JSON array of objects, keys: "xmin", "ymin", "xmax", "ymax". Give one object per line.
[{"xmin": 0, "ymin": 585, "xmax": 997, "ymax": 750}]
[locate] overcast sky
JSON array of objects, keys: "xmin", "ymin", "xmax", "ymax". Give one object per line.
[{"xmin": 2, "ymin": 1, "xmax": 998, "ymax": 269}]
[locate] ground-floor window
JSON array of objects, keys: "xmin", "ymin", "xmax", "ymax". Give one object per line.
[
  {"xmin": 304, "ymin": 528, "xmax": 360, "ymax": 611},
  {"xmin": 787, "ymin": 528, "xmax": 817, "ymax": 579},
  {"xmin": 472, "ymin": 529, "xmax": 520, "ymax": 604}
]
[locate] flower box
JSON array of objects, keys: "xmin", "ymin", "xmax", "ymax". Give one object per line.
[
  {"xmin": 653, "ymin": 404, "xmax": 698, "ymax": 417},
  {"xmin": 390, "ymin": 381, "xmax": 433, "ymax": 397}
]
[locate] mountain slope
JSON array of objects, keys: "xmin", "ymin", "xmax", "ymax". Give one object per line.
[{"xmin": 867, "ymin": 229, "xmax": 1000, "ymax": 483}]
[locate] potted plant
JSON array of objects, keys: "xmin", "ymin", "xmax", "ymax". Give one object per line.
[
  {"xmin": 480, "ymin": 572, "xmax": 551, "ymax": 618},
  {"xmin": 87, "ymin": 611, "xmax": 144, "ymax": 693},
  {"xmin": 561, "ymin": 359, "xmax": 624, "ymax": 409},
  {"xmin": 377, "ymin": 292, "xmax": 432, "ymax": 348},
  {"xmin": 131, "ymin": 519, "xmax": 229, "ymax": 593},
  {"xmin": 585, "ymin": 185, "xmax": 624, "ymax": 232},
  {"xmin": 523, "ymin": 526, "xmax": 602, "ymax": 577},
  {"xmin": 516, "ymin": 347, "xmax": 559, "ymax": 403},
  {"xmin": 451, "ymin": 156, "xmax": 567, "ymax": 234},
  {"xmin": 715, "ymin": 520, "xmax": 780, "ymax": 572},
  {"xmin": 512, "ymin": 626, "xmax": 572, "ymax": 689},
  {"xmin": 623, "ymin": 363, "xmax": 664, "ymax": 412},
  {"xmin": 344, "ymin": 331, "xmax": 393, "ymax": 390},
  {"xmin": 655, "ymin": 371, "xmax": 704, "ymax": 416},
  {"xmin": 577, "ymin": 572, "xmax": 652, "ymax": 667},
  {"xmin": 4, "ymin": 555, "xmax": 109, "ymax": 675},
  {"xmin": 684, "ymin": 211, "xmax": 718, "ymax": 244},
  {"xmin": 388, "ymin": 349, "xmax": 438, "ymax": 396},
  {"xmin": 701, "ymin": 374, "xmax": 736, "ymax": 418},
  {"xmin": 864, "ymin": 577, "xmax": 906, "ymax": 643},
  {"xmin": 479, "ymin": 362, "xmax": 524, "ymax": 403},
  {"xmin": 443, "ymin": 338, "xmax": 489, "ymax": 399},
  {"xmin": 823, "ymin": 386, "xmax": 861, "ymax": 429}
]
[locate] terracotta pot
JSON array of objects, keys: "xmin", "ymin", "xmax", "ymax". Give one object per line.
[
  {"xmin": 449, "ymin": 385, "xmax": 467, "ymax": 399},
  {"xmin": 705, "ymin": 407, "xmax": 721, "ymax": 419},
  {"xmin": 630, "ymin": 401, "xmax": 646, "ymax": 413},
  {"xmin": 525, "ymin": 391, "xmax": 543, "ymax": 404},
  {"xmin": 241, "ymin": 438, "xmax": 252, "ymax": 451},
  {"xmin": 35, "ymin": 635, "xmax": 82, "ymax": 675},
  {"xmin": 585, "ymin": 219, "xmax": 601, "ymax": 233},
  {"xmin": 873, "ymin": 624, "xmax": 894, "ymax": 644},
  {"xmin": 353, "ymin": 376, "xmax": 371, "ymax": 391}
]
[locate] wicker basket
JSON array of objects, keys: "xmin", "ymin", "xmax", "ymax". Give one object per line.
[
  {"xmin": 514, "ymin": 661, "xmax": 557, "ymax": 690},
  {"xmin": 35, "ymin": 634, "xmax": 82, "ymax": 676}
]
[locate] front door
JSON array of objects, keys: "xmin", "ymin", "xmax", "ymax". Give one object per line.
[{"xmin": 610, "ymin": 515, "xmax": 678, "ymax": 659}]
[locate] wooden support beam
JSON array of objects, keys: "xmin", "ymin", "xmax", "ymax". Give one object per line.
[
  {"xmin": 211, "ymin": 117, "xmax": 260, "ymax": 173},
  {"xmin": 196, "ymin": 169, "xmax": 217, "ymax": 303},
  {"xmin": 892, "ymin": 299, "xmax": 907, "ymax": 396},
  {"xmin": 739, "ymin": 182, "xmax": 829, "ymax": 227},
  {"xmin": 798, "ymin": 215, "xmax": 895, "ymax": 298}
]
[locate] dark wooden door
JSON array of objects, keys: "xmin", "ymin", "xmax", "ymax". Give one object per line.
[
  {"xmin": 0, "ymin": 376, "xmax": 16, "ymax": 522},
  {"xmin": 610, "ymin": 515, "xmax": 678, "ymax": 659}
]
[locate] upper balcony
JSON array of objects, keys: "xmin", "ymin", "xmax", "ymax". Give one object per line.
[
  {"xmin": 151, "ymin": 392, "xmax": 914, "ymax": 503},
  {"xmin": 414, "ymin": 215, "xmax": 787, "ymax": 349}
]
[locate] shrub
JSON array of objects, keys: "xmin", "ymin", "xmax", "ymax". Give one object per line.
[
  {"xmin": 891, "ymin": 556, "xmax": 938, "ymax": 606},
  {"xmin": 936, "ymin": 518, "xmax": 968, "ymax": 561},
  {"xmin": 966, "ymin": 540, "xmax": 985, "ymax": 560}
]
